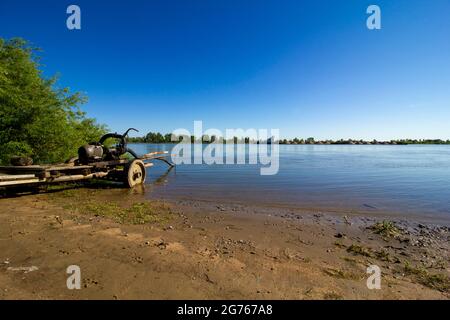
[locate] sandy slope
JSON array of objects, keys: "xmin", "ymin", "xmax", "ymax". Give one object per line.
[{"xmin": 0, "ymin": 188, "xmax": 449, "ymax": 299}]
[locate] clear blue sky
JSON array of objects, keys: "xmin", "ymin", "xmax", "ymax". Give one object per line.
[{"xmin": 1, "ymin": 0, "xmax": 449, "ymax": 140}]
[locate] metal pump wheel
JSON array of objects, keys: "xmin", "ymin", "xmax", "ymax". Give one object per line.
[{"xmin": 124, "ymin": 159, "xmax": 146, "ymax": 187}]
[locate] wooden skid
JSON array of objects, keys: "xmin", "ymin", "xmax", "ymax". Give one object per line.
[
  {"xmin": 0, "ymin": 173, "xmax": 41, "ymax": 186},
  {"xmin": 0, "ymin": 178, "xmax": 41, "ymax": 187},
  {"xmin": 0, "ymin": 151, "xmax": 172, "ymax": 188},
  {"xmin": 0, "ymin": 174, "xmax": 37, "ymax": 181}
]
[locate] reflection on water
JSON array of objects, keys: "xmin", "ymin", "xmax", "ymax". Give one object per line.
[{"xmin": 130, "ymin": 143, "xmax": 450, "ymax": 218}]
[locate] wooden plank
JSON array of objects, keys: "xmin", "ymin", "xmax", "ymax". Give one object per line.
[
  {"xmin": 45, "ymin": 165, "xmax": 93, "ymax": 171},
  {"xmin": 48, "ymin": 171, "xmax": 109, "ymax": 183},
  {"xmin": 0, "ymin": 165, "xmax": 44, "ymax": 169},
  {"xmin": 0, "ymin": 166, "xmax": 46, "ymax": 175},
  {"xmin": 141, "ymin": 151, "xmax": 169, "ymax": 159},
  {"xmin": 0, "ymin": 165, "xmax": 94, "ymax": 175},
  {"xmin": 0, "ymin": 174, "xmax": 37, "ymax": 181},
  {"xmin": 0, "ymin": 178, "xmax": 40, "ymax": 187}
]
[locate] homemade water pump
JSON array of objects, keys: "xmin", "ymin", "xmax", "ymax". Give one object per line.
[{"xmin": 0, "ymin": 128, "xmax": 174, "ymax": 189}]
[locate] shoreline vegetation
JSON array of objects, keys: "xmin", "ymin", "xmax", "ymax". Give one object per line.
[
  {"xmin": 0, "ymin": 38, "xmax": 107, "ymax": 165},
  {"xmin": 129, "ymin": 133, "xmax": 450, "ymax": 145}
]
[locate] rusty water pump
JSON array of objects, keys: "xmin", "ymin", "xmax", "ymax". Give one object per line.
[{"xmin": 77, "ymin": 128, "xmax": 139, "ymax": 165}]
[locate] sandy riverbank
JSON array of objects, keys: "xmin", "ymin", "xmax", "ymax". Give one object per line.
[{"xmin": 0, "ymin": 186, "xmax": 449, "ymax": 299}]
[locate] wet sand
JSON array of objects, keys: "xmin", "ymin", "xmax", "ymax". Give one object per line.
[{"xmin": 0, "ymin": 186, "xmax": 449, "ymax": 299}]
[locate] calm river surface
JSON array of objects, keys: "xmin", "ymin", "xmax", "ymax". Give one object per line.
[{"xmin": 130, "ymin": 144, "xmax": 450, "ymax": 218}]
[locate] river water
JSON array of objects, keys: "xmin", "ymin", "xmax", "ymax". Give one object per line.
[{"xmin": 130, "ymin": 143, "xmax": 450, "ymax": 218}]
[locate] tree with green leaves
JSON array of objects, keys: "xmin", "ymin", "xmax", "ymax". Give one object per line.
[{"xmin": 0, "ymin": 38, "xmax": 107, "ymax": 165}]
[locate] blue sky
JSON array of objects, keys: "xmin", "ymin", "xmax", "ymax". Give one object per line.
[{"xmin": 1, "ymin": 0, "xmax": 449, "ymax": 140}]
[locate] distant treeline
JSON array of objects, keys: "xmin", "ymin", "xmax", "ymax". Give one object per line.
[
  {"xmin": 279, "ymin": 138, "xmax": 450, "ymax": 145},
  {"xmin": 128, "ymin": 133, "xmax": 450, "ymax": 145}
]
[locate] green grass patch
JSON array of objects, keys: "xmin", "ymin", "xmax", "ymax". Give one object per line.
[
  {"xmin": 46, "ymin": 183, "xmax": 80, "ymax": 192},
  {"xmin": 68, "ymin": 201, "xmax": 174, "ymax": 225},
  {"xmin": 346, "ymin": 244, "xmax": 374, "ymax": 258},
  {"xmin": 341, "ymin": 256, "xmax": 364, "ymax": 266},
  {"xmin": 403, "ymin": 261, "xmax": 450, "ymax": 293},
  {"xmin": 374, "ymin": 249, "xmax": 391, "ymax": 262},
  {"xmin": 48, "ymin": 188, "xmax": 174, "ymax": 226},
  {"xmin": 368, "ymin": 220, "xmax": 401, "ymax": 238}
]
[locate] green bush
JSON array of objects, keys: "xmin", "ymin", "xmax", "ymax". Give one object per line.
[
  {"xmin": 0, "ymin": 38, "xmax": 107, "ymax": 165},
  {"xmin": 1, "ymin": 141, "xmax": 33, "ymax": 159}
]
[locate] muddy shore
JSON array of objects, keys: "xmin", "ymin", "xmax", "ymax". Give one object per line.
[{"xmin": 0, "ymin": 186, "xmax": 449, "ymax": 299}]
